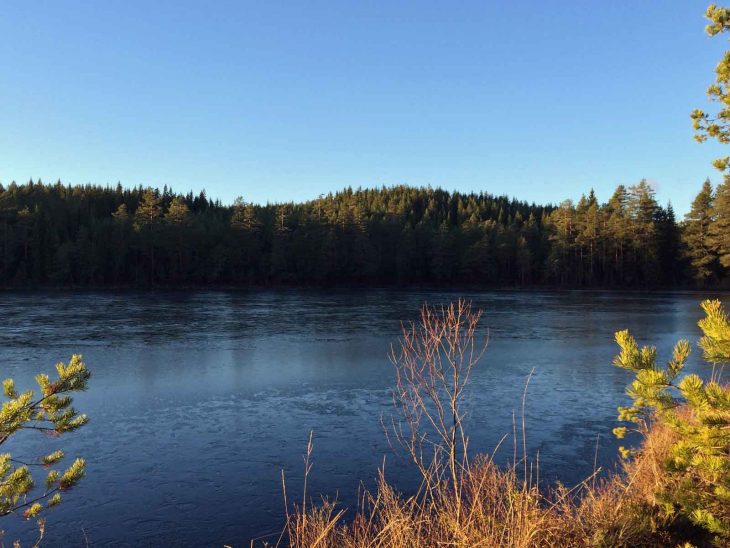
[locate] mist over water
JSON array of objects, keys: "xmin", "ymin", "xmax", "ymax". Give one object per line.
[{"xmin": 0, "ymin": 290, "xmax": 721, "ymax": 546}]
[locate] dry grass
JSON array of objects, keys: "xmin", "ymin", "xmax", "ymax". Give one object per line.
[
  {"xmin": 620, "ymin": 414, "xmax": 682, "ymax": 508},
  {"xmin": 275, "ymin": 404, "xmax": 689, "ymax": 546},
  {"xmin": 266, "ymin": 302, "xmax": 705, "ymax": 548},
  {"xmin": 279, "ymin": 451, "xmax": 681, "ymax": 548}
]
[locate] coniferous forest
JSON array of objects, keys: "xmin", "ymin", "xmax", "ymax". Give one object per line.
[{"xmin": 1, "ymin": 176, "xmax": 724, "ymax": 288}]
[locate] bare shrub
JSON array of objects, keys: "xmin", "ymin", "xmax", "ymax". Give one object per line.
[{"xmin": 386, "ymin": 299, "xmax": 486, "ymax": 519}]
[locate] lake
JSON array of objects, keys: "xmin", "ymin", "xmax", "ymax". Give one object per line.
[{"xmin": 0, "ymin": 290, "xmax": 722, "ymax": 546}]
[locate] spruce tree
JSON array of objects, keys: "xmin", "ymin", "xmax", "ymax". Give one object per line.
[
  {"xmin": 710, "ymin": 179, "xmax": 730, "ymax": 271},
  {"xmin": 576, "ymin": 190, "xmax": 601, "ymax": 284},
  {"xmin": 606, "ymin": 185, "xmax": 629, "ymax": 284},
  {"xmin": 683, "ymin": 179, "xmax": 717, "ymax": 284},
  {"xmin": 656, "ymin": 202, "xmax": 682, "ymax": 285}
]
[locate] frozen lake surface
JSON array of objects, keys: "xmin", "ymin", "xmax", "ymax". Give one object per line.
[{"xmin": 0, "ymin": 289, "xmax": 722, "ymax": 546}]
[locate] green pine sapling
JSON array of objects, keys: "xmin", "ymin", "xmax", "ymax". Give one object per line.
[
  {"xmin": 0, "ymin": 354, "xmax": 90, "ymax": 523},
  {"xmin": 613, "ymin": 300, "xmax": 730, "ymax": 542}
]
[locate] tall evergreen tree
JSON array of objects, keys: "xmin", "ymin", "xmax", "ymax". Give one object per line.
[
  {"xmin": 683, "ymin": 179, "xmax": 717, "ymax": 284},
  {"xmin": 605, "ymin": 185, "xmax": 629, "ymax": 285},
  {"xmin": 627, "ymin": 180, "xmax": 659, "ymax": 283},
  {"xmin": 134, "ymin": 189, "xmax": 162, "ymax": 284},
  {"xmin": 709, "ymin": 179, "xmax": 730, "ymax": 270},
  {"xmin": 655, "ymin": 202, "xmax": 682, "ymax": 285}
]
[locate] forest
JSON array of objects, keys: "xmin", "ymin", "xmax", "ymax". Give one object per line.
[{"xmin": 0, "ymin": 177, "xmax": 724, "ymax": 288}]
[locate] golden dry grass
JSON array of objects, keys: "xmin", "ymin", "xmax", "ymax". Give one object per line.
[
  {"xmin": 274, "ymin": 397, "xmax": 702, "ymax": 547},
  {"xmin": 268, "ymin": 302, "xmax": 714, "ymax": 548},
  {"xmin": 279, "ymin": 450, "xmax": 682, "ymax": 548}
]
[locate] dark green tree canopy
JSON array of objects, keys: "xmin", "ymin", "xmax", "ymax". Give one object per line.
[{"xmin": 0, "ymin": 179, "xmax": 696, "ymax": 288}]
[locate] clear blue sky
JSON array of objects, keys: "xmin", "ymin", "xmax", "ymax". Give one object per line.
[{"xmin": 1, "ymin": 0, "xmax": 726, "ymax": 214}]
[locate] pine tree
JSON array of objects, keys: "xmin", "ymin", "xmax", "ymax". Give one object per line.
[
  {"xmin": 164, "ymin": 197, "xmax": 190, "ymax": 226},
  {"xmin": 546, "ymin": 200, "xmax": 575, "ymax": 285},
  {"xmin": 230, "ymin": 198, "xmax": 261, "ymax": 231},
  {"xmin": 692, "ymin": 4, "xmax": 730, "ymax": 177},
  {"xmin": 112, "ymin": 203, "xmax": 129, "ymax": 222},
  {"xmin": 133, "ymin": 189, "xmax": 162, "ymax": 284},
  {"xmin": 134, "ymin": 189, "xmax": 162, "ymax": 229},
  {"xmin": 612, "ymin": 300, "xmax": 730, "ymax": 542},
  {"xmin": 692, "ymin": 4, "xmax": 730, "ymax": 280},
  {"xmin": 164, "ymin": 198, "xmax": 190, "ymax": 282},
  {"xmin": 1, "ymin": 356, "xmax": 90, "ymax": 525},
  {"xmin": 683, "ymin": 179, "xmax": 717, "ymax": 284}
]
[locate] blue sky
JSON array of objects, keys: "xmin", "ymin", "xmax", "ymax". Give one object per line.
[{"xmin": 1, "ymin": 0, "xmax": 726, "ymax": 214}]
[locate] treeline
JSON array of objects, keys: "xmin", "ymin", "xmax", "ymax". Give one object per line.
[{"xmin": 0, "ymin": 178, "xmax": 714, "ymax": 288}]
